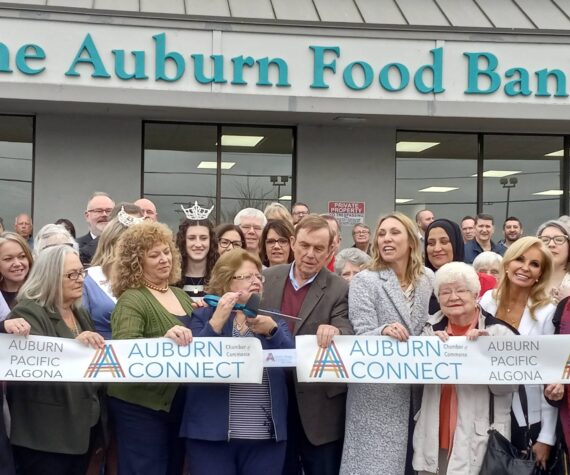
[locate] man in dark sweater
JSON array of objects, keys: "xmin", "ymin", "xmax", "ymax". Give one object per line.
[{"xmin": 261, "ymin": 215, "xmax": 353, "ymax": 475}]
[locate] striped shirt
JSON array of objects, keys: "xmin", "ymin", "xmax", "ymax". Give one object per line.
[{"xmin": 229, "ymin": 324, "xmax": 274, "ymax": 440}]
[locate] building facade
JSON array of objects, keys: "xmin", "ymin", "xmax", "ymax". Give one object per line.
[{"xmin": 1, "ymin": 0, "xmax": 570, "ymax": 241}]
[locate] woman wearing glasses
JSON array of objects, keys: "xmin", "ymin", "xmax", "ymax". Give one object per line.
[
  {"xmin": 537, "ymin": 219, "xmax": 570, "ymax": 303},
  {"xmin": 7, "ymin": 245, "xmax": 104, "ymax": 475},
  {"xmin": 480, "ymin": 237, "xmax": 557, "ymax": 470},
  {"xmin": 215, "ymin": 224, "xmax": 246, "ymax": 256},
  {"xmin": 180, "ymin": 248, "xmax": 294, "ymax": 475},
  {"xmin": 259, "ymin": 219, "xmax": 294, "ymax": 268},
  {"xmin": 109, "ymin": 221, "xmax": 194, "ymax": 475}
]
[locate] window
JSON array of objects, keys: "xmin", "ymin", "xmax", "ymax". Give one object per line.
[
  {"xmin": 395, "ymin": 131, "xmax": 478, "ymax": 222},
  {"xmin": 0, "ymin": 116, "xmax": 34, "ymax": 231},
  {"xmin": 143, "ymin": 123, "xmax": 294, "ymax": 229}
]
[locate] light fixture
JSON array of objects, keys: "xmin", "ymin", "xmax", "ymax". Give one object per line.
[
  {"xmin": 279, "ymin": 195, "xmax": 292, "ymax": 201},
  {"xmin": 545, "ymin": 149, "xmax": 564, "ymax": 157},
  {"xmin": 471, "ymin": 170, "xmax": 521, "ymax": 178},
  {"xmin": 197, "ymin": 161, "xmax": 235, "ymax": 169},
  {"xmin": 395, "ymin": 198, "xmax": 414, "ymax": 204},
  {"xmin": 333, "ymin": 116, "xmax": 367, "ymax": 124},
  {"xmin": 418, "ymin": 186, "xmax": 458, "ymax": 193},
  {"xmin": 533, "ymin": 189, "xmax": 563, "ymax": 196},
  {"xmin": 396, "ymin": 142, "xmax": 440, "ymax": 153},
  {"xmin": 221, "ymin": 135, "xmax": 264, "ymax": 147}
]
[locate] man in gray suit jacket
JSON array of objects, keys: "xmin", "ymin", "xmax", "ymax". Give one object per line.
[{"xmin": 261, "ymin": 215, "xmax": 353, "ymax": 475}]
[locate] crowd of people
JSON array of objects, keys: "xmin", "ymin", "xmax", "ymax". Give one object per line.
[{"xmin": 0, "ymin": 194, "xmax": 569, "ymax": 475}]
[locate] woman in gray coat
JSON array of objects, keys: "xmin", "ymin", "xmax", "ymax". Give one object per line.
[{"xmin": 340, "ymin": 212, "xmax": 434, "ymax": 475}]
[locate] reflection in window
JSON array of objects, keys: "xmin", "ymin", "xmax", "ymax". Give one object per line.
[
  {"xmin": 482, "ymin": 135, "xmax": 563, "ymax": 234},
  {"xmin": 143, "ymin": 123, "xmax": 294, "ymax": 228},
  {"xmin": 0, "ymin": 116, "xmax": 34, "ymax": 230},
  {"xmin": 220, "ymin": 127, "xmax": 293, "ymax": 223},
  {"xmin": 395, "ymin": 132, "xmax": 478, "ymax": 223}
]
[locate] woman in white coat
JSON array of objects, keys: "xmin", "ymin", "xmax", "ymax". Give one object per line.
[
  {"xmin": 340, "ymin": 212, "xmax": 433, "ymax": 475},
  {"xmin": 413, "ymin": 262, "xmax": 516, "ymax": 475},
  {"xmin": 479, "ymin": 236, "xmax": 557, "ymax": 470}
]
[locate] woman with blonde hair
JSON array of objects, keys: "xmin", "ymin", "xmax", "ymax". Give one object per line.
[
  {"xmin": 263, "ymin": 202, "xmax": 294, "ymax": 225},
  {"xmin": 83, "ymin": 206, "xmax": 144, "ymax": 339},
  {"xmin": 108, "ymin": 221, "xmax": 194, "ymax": 475},
  {"xmin": 340, "ymin": 212, "xmax": 434, "ymax": 475},
  {"xmin": 480, "ymin": 236, "xmax": 557, "ymax": 470},
  {"xmin": 0, "ymin": 232, "xmax": 33, "ymax": 309}
]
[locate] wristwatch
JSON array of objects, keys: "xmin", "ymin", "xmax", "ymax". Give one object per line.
[{"xmin": 267, "ymin": 325, "xmax": 278, "ymax": 337}]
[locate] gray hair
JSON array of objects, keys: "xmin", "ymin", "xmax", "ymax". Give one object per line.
[
  {"xmin": 472, "ymin": 251, "xmax": 503, "ymax": 273},
  {"xmin": 234, "ymin": 208, "xmax": 267, "ymax": 227},
  {"xmin": 33, "ymin": 224, "xmax": 78, "ymax": 257},
  {"xmin": 18, "ymin": 245, "xmax": 81, "ymax": 312},
  {"xmin": 433, "ymin": 262, "xmax": 481, "ymax": 301},
  {"xmin": 536, "ymin": 219, "xmax": 570, "ymax": 238},
  {"xmin": 334, "ymin": 248, "xmax": 371, "ymax": 274}
]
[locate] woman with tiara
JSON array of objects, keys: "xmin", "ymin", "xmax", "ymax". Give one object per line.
[{"xmin": 176, "ymin": 202, "xmax": 218, "ymax": 302}]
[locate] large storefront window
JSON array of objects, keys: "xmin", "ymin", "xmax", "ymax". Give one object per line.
[
  {"xmin": 143, "ymin": 123, "xmax": 294, "ymax": 230},
  {"xmin": 395, "ymin": 131, "xmax": 478, "ymax": 222},
  {"xmin": 482, "ymin": 135, "xmax": 563, "ymax": 234},
  {"xmin": 396, "ymin": 131, "xmax": 567, "ymax": 235},
  {"xmin": 0, "ymin": 116, "xmax": 34, "ymax": 230}
]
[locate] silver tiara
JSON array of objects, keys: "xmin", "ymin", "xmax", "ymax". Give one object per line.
[
  {"xmin": 181, "ymin": 202, "xmax": 214, "ymax": 220},
  {"xmin": 118, "ymin": 206, "xmax": 146, "ymax": 227}
]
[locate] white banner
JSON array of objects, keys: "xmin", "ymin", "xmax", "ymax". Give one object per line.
[
  {"xmin": 296, "ymin": 335, "xmax": 570, "ymax": 385},
  {"xmin": 0, "ymin": 334, "xmax": 263, "ymax": 383}
]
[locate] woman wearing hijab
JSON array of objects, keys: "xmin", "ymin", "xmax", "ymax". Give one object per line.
[{"xmin": 425, "ymin": 219, "xmax": 496, "ymax": 314}]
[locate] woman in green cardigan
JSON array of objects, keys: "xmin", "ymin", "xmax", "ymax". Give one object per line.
[
  {"xmin": 7, "ymin": 245, "xmax": 105, "ymax": 475},
  {"xmin": 108, "ymin": 221, "xmax": 193, "ymax": 475}
]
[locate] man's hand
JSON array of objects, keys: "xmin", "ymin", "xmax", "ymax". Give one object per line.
[{"xmin": 316, "ymin": 324, "xmax": 339, "ymax": 348}]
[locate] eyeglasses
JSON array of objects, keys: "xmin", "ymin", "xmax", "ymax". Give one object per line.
[
  {"xmin": 266, "ymin": 238, "xmax": 289, "ymax": 247},
  {"xmin": 539, "ymin": 235, "xmax": 568, "ymax": 246},
  {"xmin": 240, "ymin": 225, "xmax": 263, "ymax": 232},
  {"xmin": 232, "ymin": 272, "xmax": 265, "ymax": 283},
  {"xmin": 87, "ymin": 208, "xmax": 113, "ymax": 215},
  {"xmin": 353, "ymin": 230, "xmax": 369, "ymax": 235},
  {"xmin": 438, "ymin": 288, "xmax": 471, "ymax": 299},
  {"xmin": 219, "ymin": 238, "xmax": 243, "ymax": 249},
  {"xmin": 292, "ymin": 211, "xmax": 308, "ymax": 217},
  {"xmin": 65, "ymin": 269, "xmax": 87, "ymax": 281}
]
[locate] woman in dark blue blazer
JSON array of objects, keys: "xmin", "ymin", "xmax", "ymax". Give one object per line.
[{"xmin": 180, "ymin": 248, "xmax": 293, "ymax": 475}]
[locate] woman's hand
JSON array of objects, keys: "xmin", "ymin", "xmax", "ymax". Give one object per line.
[
  {"xmin": 465, "ymin": 329, "xmax": 489, "ymax": 341},
  {"xmin": 210, "ymin": 292, "xmax": 242, "ymax": 333},
  {"xmin": 433, "ymin": 330, "xmax": 449, "ymax": 342},
  {"xmin": 4, "ymin": 318, "xmax": 31, "ymax": 336},
  {"xmin": 164, "ymin": 325, "xmax": 193, "ymax": 346},
  {"xmin": 544, "ymin": 383, "xmax": 564, "ymax": 401},
  {"xmin": 191, "ymin": 298, "xmax": 206, "ymax": 310},
  {"xmin": 532, "ymin": 441, "xmax": 552, "ymax": 469},
  {"xmin": 382, "ymin": 322, "xmax": 409, "ymax": 342},
  {"xmin": 246, "ymin": 315, "xmax": 277, "ymax": 337},
  {"xmin": 76, "ymin": 331, "xmax": 105, "ymax": 349}
]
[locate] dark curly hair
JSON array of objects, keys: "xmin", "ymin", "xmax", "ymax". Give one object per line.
[{"xmin": 176, "ymin": 219, "xmax": 218, "ymax": 284}]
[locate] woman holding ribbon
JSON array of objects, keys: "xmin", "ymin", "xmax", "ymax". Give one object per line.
[
  {"xmin": 340, "ymin": 212, "xmax": 434, "ymax": 475},
  {"xmin": 108, "ymin": 221, "xmax": 194, "ymax": 475},
  {"xmin": 480, "ymin": 236, "xmax": 557, "ymax": 470},
  {"xmin": 7, "ymin": 245, "xmax": 104, "ymax": 475},
  {"xmin": 412, "ymin": 262, "xmax": 517, "ymax": 474},
  {"xmin": 180, "ymin": 248, "xmax": 293, "ymax": 475}
]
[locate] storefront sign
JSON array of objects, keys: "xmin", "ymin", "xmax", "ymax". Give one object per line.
[
  {"xmin": 0, "ymin": 334, "xmax": 263, "ymax": 383},
  {"xmin": 328, "ymin": 201, "xmax": 365, "ymax": 226},
  {"xmin": 0, "ymin": 17, "xmax": 568, "ymax": 104},
  {"xmin": 296, "ymin": 335, "xmax": 570, "ymax": 385}
]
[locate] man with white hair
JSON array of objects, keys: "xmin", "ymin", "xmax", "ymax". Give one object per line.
[
  {"xmin": 77, "ymin": 192, "xmax": 115, "ymax": 264},
  {"xmin": 234, "ymin": 208, "xmax": 267, "ymax": 254},
  {"xmin": 134, "ymin": 198, "xmax": 158, "ymax": 222}
]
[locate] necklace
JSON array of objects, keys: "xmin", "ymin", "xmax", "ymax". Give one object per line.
[
  {"xmin": 184, "ymin": 276, "xmax": 205, "ymax": 295},
  {"xmin": 61, "ymin": 308, "xmax": 80, "ymax": 337},
  {"xmin": 144, "ymin": 280, "xmax": 169, "ymax": 293},
  {"xmin": 234, "ymin": 318, "xmax": 246, "ymax": 331}
]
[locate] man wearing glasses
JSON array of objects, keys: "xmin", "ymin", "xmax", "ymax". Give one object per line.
[
  {"xmin": 292, "ymin": 202, "xmax": 310, "ymax": 226},
  {"xmin": 351, "ymin": 223, "xmax": 371, "ymax": 254},
  {"xmin": 77, "ymin": 192, "xmax": 115, "ymax": 265}
]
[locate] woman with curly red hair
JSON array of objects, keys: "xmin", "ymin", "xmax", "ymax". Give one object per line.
[{"xmin": 108, "ymin": 221, "xmax": 194, "ymax": 475}]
